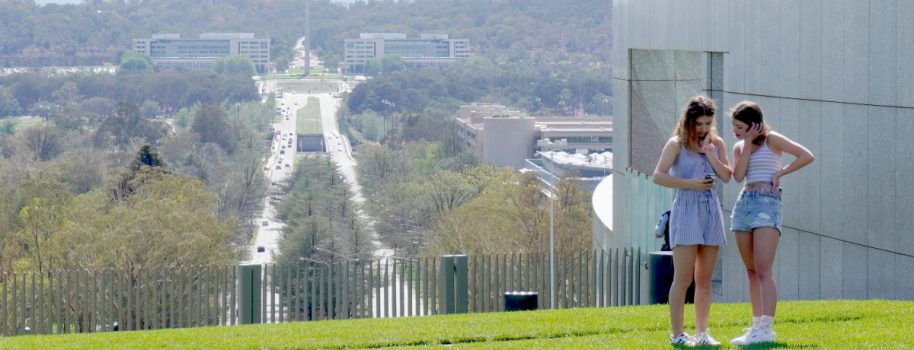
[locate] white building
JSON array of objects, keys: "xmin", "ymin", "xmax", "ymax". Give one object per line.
[
  {"xmin": 456, "ymin": 104, "xmax": 613, "ymax": 169},
  {"xmin": 343, "ymin": 33, "xmax": 470, "ymax": 73},
  {"xmin": 132, "ymin": 33, "xmax": 270, "ymax": 73}
]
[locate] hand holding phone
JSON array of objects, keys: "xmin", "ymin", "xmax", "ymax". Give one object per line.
[{"xmin": 705, "ymin": 174, "xmax": 718, "ymax": 186}]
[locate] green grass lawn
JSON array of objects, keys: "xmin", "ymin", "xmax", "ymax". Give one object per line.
[
  {"xmin": 258, "ymin": 66, "xmax": 341, "ymax": 80},
  {"xmin": 296, "ymin": 96, "xmax": 322, "ymax": 135},
  {"xmin": 1, "ymin": 300, "xmax": 911, "ymax": 349}
]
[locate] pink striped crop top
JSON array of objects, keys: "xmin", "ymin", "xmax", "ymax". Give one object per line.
[{"xmin": 746, "ymin": 140, "xmax": 782, "ymax": 184}]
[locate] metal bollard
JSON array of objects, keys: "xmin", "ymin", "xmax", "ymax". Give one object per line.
[
  {"xmin": 239, "ymin": 264, "xmax": 262, "ymax": 324},
  {"xmin": 439, "ymin": 255, "xmax": 468, "ymax": 314}
]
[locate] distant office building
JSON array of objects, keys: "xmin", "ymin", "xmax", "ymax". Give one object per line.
[
  {"xmin": 132, "ymin": 33, "xmax": 270, "ymax": 73},
  {"xmin": 344, "ymin": 33, "xmax": 470, "ymax": 73},
  {"xmin": 456, "ymin": 103, "xmax": 613, "ymax": 169}
]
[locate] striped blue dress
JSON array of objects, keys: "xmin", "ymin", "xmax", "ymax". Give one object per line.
[{"xmin": 669, "ymin": 145, "xmax": 727, "ymax": 248}]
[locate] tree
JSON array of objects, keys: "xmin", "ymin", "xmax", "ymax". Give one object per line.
[
  {"xmin": 13, "ymin": 175, "xmax": 73, "ymax": 276},
  {"xmin": 54, "ymin": 149, "xmax": 107, "ymax": 194},
  {"xmin": 0, "ymin": 120, "xmax": 15, "ymax": 138},
  {"xmin": 0, "ymin": 87, "xmax": 22, "ymax": 117},
  {"xmin": 191, "ymin": 105, "xmax": 236, "ymax": 154},
  {"xmin": 52, "ymin": 81, "xmax": 81, "ymax": 106},
  {"xmin": 132, "ymin": 144, "xmax": 165, "ymax": 169},
  {"xmin": 63, "ymin": 174, "xmax": 235, "ymax": 271},
  {"xmin": 78, "ymin": 97, "xmax": 116, "ymax": 121},
  {"xmin": 22, "ymin": 125, "xmax": 64, "ymax": 161},
  {"xmin": 213, "ymin": 55, "xmax": 256, "ymax": 77},
  {"xmin": 217, "ymin": 148, "xmax": 268, "ymax": 240},
  {"xmin": 140, "ymin": 100, "xmax": 161, "ymax": 119},
  {"xmin": 356, "ymin": 145, "xmax": 411, "ymax": 190},
  {"xmin": 109, "ymin": 143, "xmax": 170, "ymax": 203},
  {"xmin": 119, "ymin": 51, "xmax": 153, "ymax": 72},
  {"xmin": 95, "ymin": 102, "xmax": 168, "ymax": 150},
  {"xmin": 364, "ymin": 55, "xmax": 405, "ymax": 76},
  {"xmin": 275, "ymin": 158, "xmax": 369, "ymax": 263}
]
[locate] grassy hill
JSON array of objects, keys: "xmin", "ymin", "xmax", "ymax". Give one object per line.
[{"xmin": 1, "ymin": 300, "xmax": 911, "ymax": 349}]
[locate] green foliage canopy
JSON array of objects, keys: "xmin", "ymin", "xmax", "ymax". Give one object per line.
[
  {"xmin": 213, "ymin": 55, "xmax": 256, "ymax": 77},
  {"xmin": 119, "ymin": 51, "xmax": 153, "ymax": 72}
]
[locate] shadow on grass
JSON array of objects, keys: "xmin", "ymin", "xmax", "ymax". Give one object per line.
[
  {"xmin": 347, "ymin": 313, "xmax": 853, "ymax": 349},
  {"xmin": 741, "ymin": 342, "xmax": 819, "ymax": 349}
]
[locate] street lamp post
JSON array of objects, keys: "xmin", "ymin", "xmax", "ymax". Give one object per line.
[{"xmin": 541, "ymin": 187, "xmax": 556, "ymax": 310}]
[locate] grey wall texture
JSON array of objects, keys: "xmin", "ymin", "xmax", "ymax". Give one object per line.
[{"xmin": 608, "ymin": 0, "xmax": 914, "ymax": 302}]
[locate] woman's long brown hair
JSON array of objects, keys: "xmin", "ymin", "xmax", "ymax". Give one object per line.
[{"xmin": 674, "ymin": 95, "xmax": 719, "ymax": 151}]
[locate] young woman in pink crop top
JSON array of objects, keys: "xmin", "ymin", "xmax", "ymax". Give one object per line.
[{"xmin": 728, "ymin": 101, "xmax": 815, "ymax": 346}]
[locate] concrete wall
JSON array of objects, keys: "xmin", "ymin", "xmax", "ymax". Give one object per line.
[{"xmin": 609, "ymin": 0, "xmax": 914, "ymax": 302}]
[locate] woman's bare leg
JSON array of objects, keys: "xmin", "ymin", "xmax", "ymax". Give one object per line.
[
  {"xmin": 670, "ymin": 245, "xmax": 698, "ymax": 336},
  {"xmin": 693, "ymin": 245, "xmax": 720, "ymax": 332}
]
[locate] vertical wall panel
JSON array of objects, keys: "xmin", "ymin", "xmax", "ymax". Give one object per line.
[
  {"xmin": 798, "ymin": 0, "xmax": 823, "ymax": 100},
  {"xmin": 866, "ymin": 106, "xmax": 896, "ymax": 251},
  {"xmin": 795, "ymin": 101, "xmax": 822, "ymax": 234},
  {"xmin": 797, "ymin": 232, "xmax": 821, "ymax": 299},
  {"xmin": 757, "ymin": 0, "xmax": 780, "ymax": 96},
  {"xmin": 776, "ymin": 228, "xmax": 800, "ymax": 300},
  {"xmin": 820, "ymin": 0, "xmax": 845, "ymax": 101},
  {"xmin": 819, "ymin": 102, "xmax": 846, "ymax": 240},
  {"xmin": 867, "ymin": 0, "xmax": 897, "ymax": 106},
  {"xmin": 897, "ymin": 0, "xmax": 914, "ymax": 107},
  {"xmin": 896, "ymin": 109, "xmax": 914, "ymax": 256},
  {"xmin": 841, "ymin": 243, "xmax": 867, "ymax": 299},
  {"xmin": 843, "ymin": 0, "xmax": 869, "ymax": 104},
  {"xmin": 866, "ymin": 248, "xmax": 895, "ymax": 299},
  {"xmin": 842, "ymin": 105, "xmax": 869, "ymax": 244}
]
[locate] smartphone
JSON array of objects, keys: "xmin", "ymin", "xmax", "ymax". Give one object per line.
[{"xmin": 704, "ymin": 174, "xmax": 718, "ymax": 184}]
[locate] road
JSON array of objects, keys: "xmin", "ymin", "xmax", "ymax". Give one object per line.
[
  {"xmin": 249, "ymin": 42, "xmax": 405, "ymax": 314},
  {"xmin": 243, "ymin": 86, "xmax": 302, "ymax": 265}
]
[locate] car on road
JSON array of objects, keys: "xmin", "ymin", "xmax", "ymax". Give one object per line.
[
  {"xmin": 285, "ymin": 163, "xmax": 290, "ymax": 168},
  {"xmin": 257, "ymin": 246, "xmax": 265, "ymax": 253},
  {"xmin": 275, "ymin": 165, "xmax": 281, "ymax": 169},
  {"xmin": 262, "ymin": 221, "xmax": 269, "ymax": 226}
]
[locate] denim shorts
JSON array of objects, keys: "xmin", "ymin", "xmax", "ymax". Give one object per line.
[{"xmin": 730, "ymin": 185, "xmax": 783, "ymax": 234}]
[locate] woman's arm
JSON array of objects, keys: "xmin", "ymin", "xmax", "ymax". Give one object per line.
[
  {"xmin": 732, "ymin": 123, "xmax": 762, "ymax": 183},
  {"xmin": 653, "ymin": 138, "xmax": 713, "ymax": 190},
  {"xmin": 767, "ymin": 132, "xmax": 815, "ymax": 186},
  {"xmin": 702, "ymin": 137, "xmax": 732, "ymax": 183},
  {"xmin": 731, "ymin": 141, "xmax": 750, "ymax": 183}
]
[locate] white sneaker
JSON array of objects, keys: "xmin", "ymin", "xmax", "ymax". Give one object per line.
[
  {"xmin": 731, "ymin": 327, "xmax": 775, "ymax": 346},
  {"xmin": 694, "ymin": 329, "xmax": 721, "ymax": 346},
  {"xmin": 730, "ymin": 327, "xmax": 754, "ymax": 345},
  {"xmin": 670, "ymin": 332, "xmax": 695, "ymax": 346}
]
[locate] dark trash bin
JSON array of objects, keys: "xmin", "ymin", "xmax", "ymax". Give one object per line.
[
  {"xmin": 504, "ymin": 291, "xmax": 538, "ymax": 311},
  {"xmin": 648, "ymin": 251, "xmax": 695, "ymax": 305}
]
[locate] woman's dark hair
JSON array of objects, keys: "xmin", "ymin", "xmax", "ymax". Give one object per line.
[{"xmin": 729, "ymin": 101, "xmax": 771, "ymax": 145}]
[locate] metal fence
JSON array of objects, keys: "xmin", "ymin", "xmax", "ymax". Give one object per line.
[{"xmin": 0, "ymin": 248, "xmax": 643, "ymax": 336}]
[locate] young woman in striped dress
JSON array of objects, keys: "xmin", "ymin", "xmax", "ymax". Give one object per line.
[
  {"xmin": 728, "ymin": 101, "xmax": 814, "ymax": 345},
  {"xmin": 653, "ymin": 96, "xmax": 732, "ymax": 346}
]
